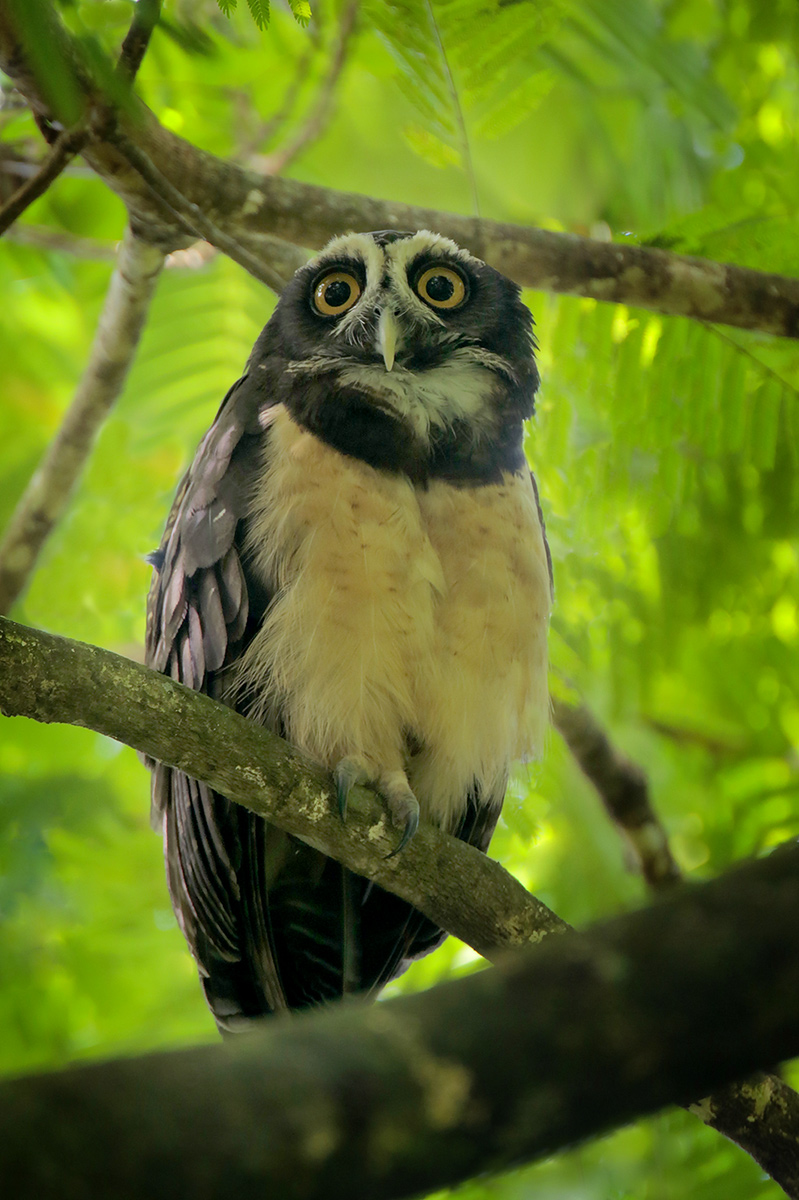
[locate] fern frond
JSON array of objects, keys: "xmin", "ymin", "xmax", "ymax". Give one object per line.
[
  {"xmin": 289, "ymin": 0, "xmax": 312, "ymax": 26},
  {"xmin": 364, "ymin": 0, "xmax": 560, "ymax": 194},
  {"xmin": 246, "ymin": 0, "xmax": 271, "ymax": 30}
]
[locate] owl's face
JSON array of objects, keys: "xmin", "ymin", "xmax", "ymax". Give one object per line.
[{"xmin": 256, "ymin": 230, "xmax": 538, "ymax": 483}]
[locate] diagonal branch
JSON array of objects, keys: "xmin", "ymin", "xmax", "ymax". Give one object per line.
[
  {"xmin": 0, "ymin": 227, "xmax": 164, "ymax": 614},
  {"xmin": 552, "ymin": 697, "xmax": 681, "ymax": 890},
  {"xmin": 1, "ymin": 616, "xmax": 799, "ymax": 1196},
  {"xmin": 0, "ymin": 616, "xmax": 567, "ymax": 956},
  {"xmin": 109, "ymin": 130, "xmax": 304, "ymax": 293},
  {"xmin": 117, "ymin": 0, "xmax": 161, "ymax": 83},
  {"xmin": 0, "ymin": 0, "xmax": 160, "ymax": 238},
  {"xmin": 1, "ymin": 3, "xmax": 798, "ymax": 338},
  {"xmin": 0, "ymin": 783, "xmax": 798, "ymax": 1199},
  {"xmin": 0, "ymin": 126, "xmax": 87, "ymax": 236},
  {"xmin": 552, "ymin": 696, "xmax": 799, "ymax": 1185}
]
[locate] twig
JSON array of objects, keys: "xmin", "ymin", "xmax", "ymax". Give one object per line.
[
  {"xmin": 4, "ymin": 222, "xmax": 118, "ymax": 259},
  {"xmin": 552, "ymin": 698, "xmax": 681, "ymax": 890},
  {"xmin": 0, "ymin": 127, "xmax": 87, "ymax": 236},
  {"xmin": 117, "ymin": 0, "xmax": 161, "ymax": 82},
  {"xmin": 0, "ymin": 227, "xmax": 164, "ymax": 614},
  {"xmin": 110, "ymin": 129, "xmax": 296, "ymax": 294},
  {"xmin": 262, "ymin": 0, "xmax": 359, "ymax": 175},
  {"xmin": 245, "ymin": 0, "xmax": 324, "ymax": 154},
  {"xmin": 1, "ymin": 617, "xmax": 799, "ymax": 1198}
]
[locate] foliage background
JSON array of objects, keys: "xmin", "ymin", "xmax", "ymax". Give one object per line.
[{"xmin": 2, "ymin": 1, "xmax": 799, "ymax": 1196}]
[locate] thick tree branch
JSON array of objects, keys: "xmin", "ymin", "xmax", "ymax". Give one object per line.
[
  {"xmin": 1, "ymin": 840, "xmax": 799, "ymax": 1200},
  {"xmin": 2, "ymin": 618, "xmax": 799, "ymax": 1195},
  {"xmin": 0, "ymin": 227, "xmax": 164, "ymax": 614},
  {"xmin": 0, "ymin": 617, "xmax": 567, "ymax": 956},
  {"xmin": 690, "ymin": 1073, "xmax": 799, "ymax": 1196},
  {"xmin": 1, "ymin": 4, "xmax": 798, "ymax": 337}
]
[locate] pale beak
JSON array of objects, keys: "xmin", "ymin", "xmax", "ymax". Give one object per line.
[{"xmin": 377, "ymin": 308, "xmax": 398, "ymax": 372}]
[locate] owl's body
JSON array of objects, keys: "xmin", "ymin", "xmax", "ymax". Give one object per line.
[{"xmin": 146, "ymin": 230, "xmax": 551, "ymax": 1029}]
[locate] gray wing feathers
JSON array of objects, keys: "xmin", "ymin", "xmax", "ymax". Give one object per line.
[{"xmin": 146, "ymin": 380, "xmax": 285, "ymax": 1022}]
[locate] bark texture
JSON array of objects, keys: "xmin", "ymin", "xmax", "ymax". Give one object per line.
[
  {"xmin": 1, "ymin": 844, "xmax": 798, "ymax": 1200},
  {"xmin": 690, "ymin": 1072, "xmax": 799, "ymax": 1196}
]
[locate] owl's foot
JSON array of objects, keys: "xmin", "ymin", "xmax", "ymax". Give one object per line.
[{"xmin": 332, "ymin": 757, "xmax": 420, "ymax": 854}]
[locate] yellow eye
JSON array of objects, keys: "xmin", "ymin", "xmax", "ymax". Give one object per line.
[
  {"xmin": 415, "ymin": 265, "xmax": 467, "ymax": 310},
  {"xmin": 313, "ymin": 271, "xmax": 361, "ymax": 316}
]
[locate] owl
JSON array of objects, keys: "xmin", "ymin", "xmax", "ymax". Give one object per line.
[{"xmin": 146, "ymin": 229, "xmax": 552, "ymax": 1030}]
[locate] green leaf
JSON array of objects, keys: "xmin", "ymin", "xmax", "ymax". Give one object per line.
[
  {"xmin": 289, "ymin": 1, "xmax": 312, "ymax": 26},
  {"xmin": 245, "ymin": 0, "xmax": 271, "ymax": 30}
]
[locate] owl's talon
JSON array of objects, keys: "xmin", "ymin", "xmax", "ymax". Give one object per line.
[
  {"xmin": 387, "ymin": 803, "xmax": 420, "ymax": 858},
  {"xmin": 379, "ymin": 774, "xmax": 420, "ymax": 857},
  {"xmin": 333, "ymin": 757, "xmax": 370, "ymax": 822}
]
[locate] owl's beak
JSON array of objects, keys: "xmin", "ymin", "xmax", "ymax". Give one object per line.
[{"xmin": 377, "ymin": 308, "xmax": 398, "ymax": 372}]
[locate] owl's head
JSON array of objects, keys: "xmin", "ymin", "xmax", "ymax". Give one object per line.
[{"xmin": 256, "ymin": 230, "xmax": 539, "ymax": 482}]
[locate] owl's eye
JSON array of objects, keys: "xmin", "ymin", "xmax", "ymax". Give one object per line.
[
  {"xmin": 313, "ymin": 271, "xmax": 362, "ymax": 316},
  {"xmin": 415, "ymin": 265, "xmax": 467, "ymax": 311}
]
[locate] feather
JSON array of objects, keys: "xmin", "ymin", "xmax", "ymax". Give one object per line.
[{"xmin": 199, "ymin": 571, "xmax": 227, "ymax": 674}]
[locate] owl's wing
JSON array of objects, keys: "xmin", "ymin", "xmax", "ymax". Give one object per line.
[{"xmin": 145, "ymin": 372, "xmax": 292, "ymax": 1023}]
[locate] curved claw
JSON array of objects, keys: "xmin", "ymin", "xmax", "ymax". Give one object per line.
[
  {"xmin": 333, "ymin": 764, "xmax": 351, "ymax": 822},
  {"xmin": 386, "ymin": 801, "xmax": 420, "ymax": 859},
  {"xmin": 333, "ymin": 757, "xmax": 368, "ymax": 822}
]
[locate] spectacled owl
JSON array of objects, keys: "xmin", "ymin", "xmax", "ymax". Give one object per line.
[{"xmin": 146, "ymin": 229, "xmax": 552, "ymax": 1031}]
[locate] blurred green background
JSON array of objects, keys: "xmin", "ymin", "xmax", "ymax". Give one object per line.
[{"xmin": 1, "ymin": 1, "xmax": 798, "ymax": 1196}]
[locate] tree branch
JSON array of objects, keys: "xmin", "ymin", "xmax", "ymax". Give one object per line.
[
  {"xmin": 0, "ymin": 616, "xmax": 567, "ymax": 956},
  {"xmin": 0, "ymin": 126, "xmax": 87, "ymax": 235},
  {"xmin": 1, "ymin": 835, "xmax": 799, "ymax": 1200},
  {"xmin": 690, "ymin": 1073, "xmax": 799, "ymax": 1196},
  {"xmin": 552, "ymin": 698, "xmax": 681, "ymax": 890},
  {"xmin": 116, "ymin": 0, "xmax": 161, "ymax": 83},
  {"xmin": 552, "ymin": 696, "xmax": 799, "ymax": 1186},
  {"xmin": 0, "ymin": 227, "xmax": 164, "ymax": 614},
  {"xmin": 3, "ymin": 221, "xmax": 118, "ymax": 258},
  {"xmin": 109, "ymin": 130, "xmax": 304, "ymax": 293},
  {"xmin": 1, "ymin": 3, "xmax": 798, "ymax": 337},
  {"xmin": 2, "ymin": 617, "xmax": 799, "ymax": 1195}
]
